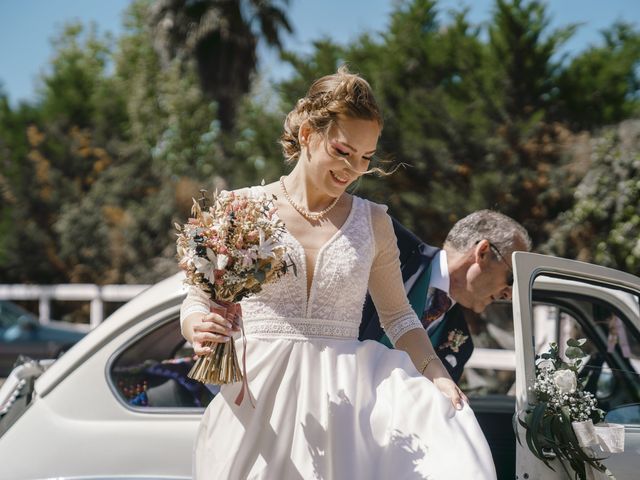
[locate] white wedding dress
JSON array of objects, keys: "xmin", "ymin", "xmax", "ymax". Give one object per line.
[{"xmin": 181, "ymin": 191, "xmax": 497, "ymax": 479}]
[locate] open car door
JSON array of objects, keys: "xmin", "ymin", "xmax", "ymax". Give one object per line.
[{"xmin": 512, "ymin": 252, "xmax": 640, "ymax": 480}]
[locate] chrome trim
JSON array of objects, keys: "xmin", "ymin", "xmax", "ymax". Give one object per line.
[{"xmin": 0, "ymin": 359, "xmax": 53, "ymax": 415}]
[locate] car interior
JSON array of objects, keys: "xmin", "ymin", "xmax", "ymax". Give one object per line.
[{"xmin": 108, "ymin": 317, "xmax": 215, "ymax": 409}]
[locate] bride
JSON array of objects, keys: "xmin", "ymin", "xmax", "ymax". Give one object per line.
[{"xmin": 180, "ymin": 66, "xmax": 497, "ymax": 479}]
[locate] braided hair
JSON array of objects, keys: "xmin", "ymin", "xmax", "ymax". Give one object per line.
[{"xmin": 279, "ymin": 65, "xmax": 383, "ymax": 165}]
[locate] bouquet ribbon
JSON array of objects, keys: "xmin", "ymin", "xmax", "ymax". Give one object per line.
[
  {"xmin": 573, "ymin": 420, "xmax": 625, "ymax": 480},
  {"xmin": 233, "ymin": 303, "xmax": 254, "ymax": 408},
  {"xmin": 572, "ymin": 420, "xmax": 625, "ymax": 453}
]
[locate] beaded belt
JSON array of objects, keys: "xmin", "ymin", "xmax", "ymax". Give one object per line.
[{"xmin": 242, "ymin": 317, "xmax": 359, "ymax": 340}]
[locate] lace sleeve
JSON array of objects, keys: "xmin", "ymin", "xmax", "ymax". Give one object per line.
[
  {"xmin": 180, "ymin": 286, "xmax": 211, "ymax": 327},
  {"xmin": 368, "ymin": 203, "xmax": 423, "ymax": 345}
]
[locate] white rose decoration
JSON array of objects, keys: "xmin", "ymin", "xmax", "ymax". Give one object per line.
[
  {"xmin": 553, "ymin": 369, "xmax": 577, "ymax": 394},
  {"xmin": 538, "ymin": 359, "xmax": 555, "ymax": 371}
]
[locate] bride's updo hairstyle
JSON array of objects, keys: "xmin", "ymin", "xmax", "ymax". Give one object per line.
[{"xmin": 280, "ymin": 65, "xmax": 383, "ymax": 165}]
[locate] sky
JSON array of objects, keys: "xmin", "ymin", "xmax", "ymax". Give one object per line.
[{"xmin": 0, "ymin": 0, "xmax": 639, "ymax": 106}]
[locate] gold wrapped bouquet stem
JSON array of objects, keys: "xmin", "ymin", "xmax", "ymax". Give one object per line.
[
  {"xmin": 187, "ymin": 301, "xmax": 243, "ymax": 385},
  {"xmin": 188, "ymin": 336, "xmax": 243, "ymax": 384}
]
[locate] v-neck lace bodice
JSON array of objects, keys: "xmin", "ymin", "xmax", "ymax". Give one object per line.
[
  {"xmin": 277, "ymin": 193, "xmax": 357, "ymax": 303},
  {"xmin": 240, "ymin": 194, "xmax": 374, "ymax": 339}
]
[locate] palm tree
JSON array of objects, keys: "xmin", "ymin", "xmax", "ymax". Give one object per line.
[{"xmin": 149, "ymin": 0, "xmax": 292, "ymax": 131}]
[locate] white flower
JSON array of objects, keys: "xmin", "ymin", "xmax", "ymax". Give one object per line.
[
  {"xmin": 215, "ymin": 253, "xmax": 229, "ymax": 270},
  {"xmin": 538, "ymin": 359, "xmax": 555, "ymax": 371},
  {"xmin": 256, "ymin": 229, "xmax": 283, "ymax": 259},
  {"xmin": 553, "ymin": 369, "xmax": 577, "ymax": 394},
  {"xmin": 193, "ymin": 248, "xmax": 220, "ymax": 283},
  {"xmin": 239, "ymin": 249, "xmax": 257, "ymax": 268},
  {"xmin": 201, "ymin": 211, "xmax": 214, "ymax": 226},
  {"xmin": 178, "ymin": 247, "xmax": 196, "ymax": 268}
]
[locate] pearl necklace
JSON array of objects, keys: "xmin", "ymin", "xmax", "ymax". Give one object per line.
[{"xmin": 279, "ymin": 176, "xmax": 340, "ymax": 221}]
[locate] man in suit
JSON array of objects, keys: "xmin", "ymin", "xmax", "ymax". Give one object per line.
[{"xmin": 360, "ymin": 210, "xmax": 531, "ymax": 382}]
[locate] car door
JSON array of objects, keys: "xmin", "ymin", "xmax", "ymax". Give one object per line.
[{"xmin": 512, "ymin": 252, "xmax": 640, "ymax": 480}]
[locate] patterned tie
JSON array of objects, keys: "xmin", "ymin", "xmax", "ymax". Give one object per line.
[{"xmin": 422, "ymin": 287, "xmax": 452, "ymax": 328}]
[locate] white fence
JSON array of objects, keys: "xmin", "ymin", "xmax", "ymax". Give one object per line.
[{"xmin": 0, "ymin": 284, "xmax": 151, "ymax": 329}]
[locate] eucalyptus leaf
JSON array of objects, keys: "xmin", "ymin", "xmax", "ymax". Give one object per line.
[
  {"xmin": 565, "ymin": 346, "xmax": 584, "ymax": 359},
  {"xmin": 567, "ymin": 338, "xmax": 587, "ymax": 348}
]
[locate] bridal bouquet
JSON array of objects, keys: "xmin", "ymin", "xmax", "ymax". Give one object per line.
[
  {"xmin": 517, "ymin": 339, "xmax": 624, "ymax": 479},
  {"xmin": 176, "ymin": 189, "xmax": 293, "ymax": 393}
]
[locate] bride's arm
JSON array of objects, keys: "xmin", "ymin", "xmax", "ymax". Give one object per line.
[
  {"xmin": 368, "ymin": 203, "xmax": 466, "ymax": 409},
  {"xmin": 180, "ymin": 286, "xmax": 211, "ymax": 342}
]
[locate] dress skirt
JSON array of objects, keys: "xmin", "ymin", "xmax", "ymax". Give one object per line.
[{"xmin": 193, "ymin": 335, "xmax": 497, "ymax": 480}]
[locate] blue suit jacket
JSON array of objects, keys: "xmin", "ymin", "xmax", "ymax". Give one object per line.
[{"xmin": 359, "ymin": 218, "xmax": 474, "ymax": 383}]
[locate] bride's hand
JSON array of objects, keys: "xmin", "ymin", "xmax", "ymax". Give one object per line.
[
  {"xmin": 188, "ymin": 303, "xmax": 241, "ymax": 356},
  {"xmin": 432, "ymin": 376, "xmax": 468, "ymax": 410}
]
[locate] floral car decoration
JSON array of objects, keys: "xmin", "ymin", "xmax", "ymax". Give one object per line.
[{"xmin": 517, "ymin": 338, "xmax": 625, "ymax": 479}]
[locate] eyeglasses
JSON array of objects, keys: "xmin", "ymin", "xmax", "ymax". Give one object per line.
[{"xmin": 487, "ymin": 241, "xmax": 514, "ymax": 287}]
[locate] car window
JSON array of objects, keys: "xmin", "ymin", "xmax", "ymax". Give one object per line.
[
  {"xmin": 533, "ymin": 280, "xmax": 640, "ymax": 424},
  {"xmin": 108, "ymin": 317, "xmax": 216, "ymax": 410},
  {"xmin": 463, "ymin": 283, "xmax": 640, "ymax": 421},
  {"xmin": 461, "ymin": 302, "xmax": 517, "ymax": 396}
]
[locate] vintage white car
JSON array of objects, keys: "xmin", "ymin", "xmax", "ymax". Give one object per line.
[{"xmin": 0, "ymin": 252, "xmax": 639, "ymax": 479}]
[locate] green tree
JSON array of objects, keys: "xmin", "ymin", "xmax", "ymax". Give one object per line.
[
  {"xmin": 487, "ymin": 0, "xmax": 577, "ymax": 122},
  {"xmin": 0, "ymin": 89, "xmax": 35, "ymax": 270},
  {"xmin": 543, "ymin": 120, "xmax": 640, "ymax": 272},
  {"xmin": 557, "ymin": 22, "xmax": 640, "ymax": 130},
  {"xmin": 3, "ymin": 0, "xmax": 640, "ymax": 290},
  {"xmin": 276, "ymin": 0, "xmax": 580, "ymax": 247},
  {"xmin": 148, "ymin": 0, "xmax": 292, "ymax": 131},
  {"xmin": 53, "ymin": 2, "xmax": 221, "ymax": 284},
  {"xmin": 0, "ymin": 23, "xmax": 125, "ymax": 283},
  {"xmin": 0, "ymin": 9, "xmax": 215, "ymax": 284}
]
